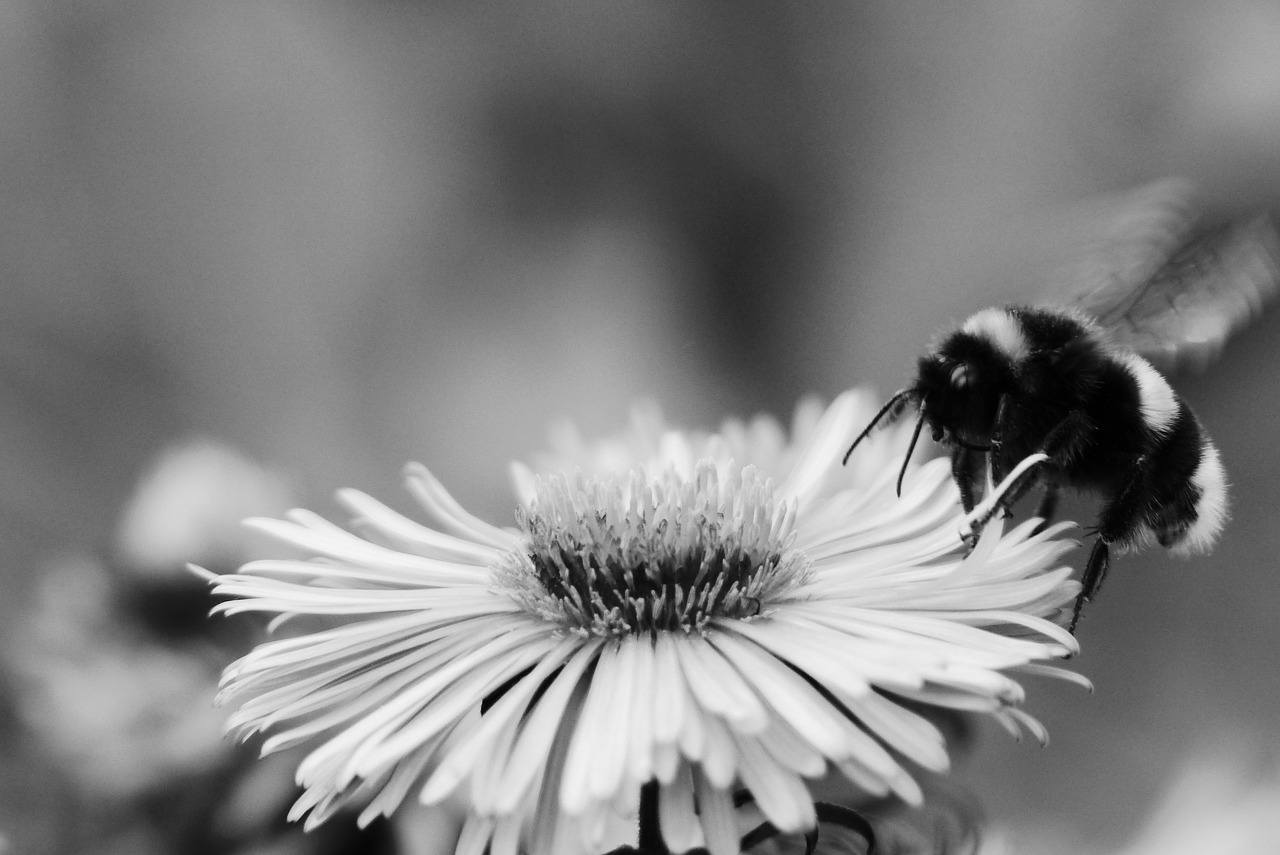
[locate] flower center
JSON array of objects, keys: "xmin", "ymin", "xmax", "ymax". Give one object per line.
[{"xmin": 497, "ymin": 461, "xmax": 810, "ymax": 635}]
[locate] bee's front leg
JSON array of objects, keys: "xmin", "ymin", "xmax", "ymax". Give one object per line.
[
  {"xmin": 951, "ymin": 444, "xmax": 985, "ymax": 514},
  {"xmin": 989, "ymin": 394, "xmax": 1012, "ymax": 485},
  {"xmin": 952, "ymin": 444, "xmax": 987, "ymax": 549},
  {"xmin": 959, "ymin": 451, "xmax": 1048, "ymax": 544}
]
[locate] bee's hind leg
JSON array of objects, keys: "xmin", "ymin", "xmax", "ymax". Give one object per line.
[
  {"xmin": 1070, "ymin": 538, "xmax": 1109, "ymax": 634},
  {"xmin": 1031, "ymin": 480, "xmax": 1061, "ymax": 535},
  {"xmin": 1070, "ymin": 456, "xmax": 1148, "ymax": 634}
]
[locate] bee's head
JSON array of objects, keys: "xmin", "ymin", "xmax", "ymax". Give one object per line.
[
  {"xmin": 913, "ymin": 308, "xmax": 1025, "ymax": 445},
  {"xmin": 843, "ymin": 307, "xmax": 1028, "ymax": 486}
]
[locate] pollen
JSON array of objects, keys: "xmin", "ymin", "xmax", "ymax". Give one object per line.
[{"xmin": 495, "ymin": 461, "xmax": 811, "ymax": 635}]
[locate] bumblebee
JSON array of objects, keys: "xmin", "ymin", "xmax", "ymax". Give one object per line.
[{"xmin": 844, "ymin": 179, "xmax": 1280, "ymax": 632}]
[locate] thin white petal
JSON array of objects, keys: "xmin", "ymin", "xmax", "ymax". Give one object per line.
[
  {"xmin": 1014, "ymin": 662, "xmax": 1095, "ymax": 692},
  {"xmin": 358, "ymin": 710, "xmax": 476, "ymax": 826},
  {"xmin": 777, "ymin": 389, "xmax": 862, "ymax": 505},
  {"xmin": 303, "ymin": 622, "xmax": 551, "ymax": 787},
  {"xmin": 692, "ymin": 764, "xmax": 739, "ymax": 855},
  {"xmin": 420, "ymin": 636, "xmax": 580, "ymax": 805},
  {"xmin": 651, "ymin": 633, "xmax": 687, "ymax": 745},
  {"xmin": 733, "ymin": 733, "xmax": 816, "ymax": 833},
  {"xmin": 1003, "ymin": 706, "xmax": 1050, "ymax": 745},
  {"xmin": 624, "ymin": 635, "xmax": 657, "ymax": 784},
  {"xmin": 456, "ymin": 813, "xmax": 496, "ymax": 855},
  {"xmin": 246, "ymin": 514, "xmax": 498, "ymax": 579},
  {"xmin": 837, "ymin": 691, "xmax": 949, "ymax": 772},
  {"xmin": 527, "ymin": 684, "xmax": 586, "ymax": 855},
  {"xmin": 697, "ymin": 713, "xmax": 739, "ymax": 789},
  {"xmin": 337, "ymin": 487, "xmax": 508, "ymax": 564},
  {"xmin": 560, "ymin": 641, "xmax": 625, "ymax": 814},
  {"xmin": 588, "ymin": 638, "xmax": 638, "ymax": 803},
  {"xmin": 653, "ymin": 741, "xmax": 680, "ymax": 785},
  {"xmin": 759, "ymin": 717, "xmax": 828, "ymax": 779},
  {"xmin": 404, "ymin": 463, "xmax": 521, "ymax": 550},
  {"xmin": 671, "ymin": 634, "xmax": 768, "ymax": 733},
  {"xmin": 659, "ymin": 765, "xmax": 703, "ymax": 852},
  {"xmin": 236, "ymin": 557, "xmax": 488, "ymax": 588},
  {"xmin": 709, "ymin": 628, "xmax": 867, "ymax": 760},
  {"xmin": 508, "ymin": 461, "xmax": 538, "ymax": 507},
  {"xmin": 493, "ymin": 641, "xmax": 601, "ymax": 814}
]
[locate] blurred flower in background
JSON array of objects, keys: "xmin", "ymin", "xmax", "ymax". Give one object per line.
[
  {"xmin": 2, "ymin": 438, "xmax": 403, "ymax": 854},
  {"xmin": 115, "ymin": 439, "xmax": 292, "ymax": 582},
  {"xmin": 1114, "ymin": 745, "xmax": 1280, "ymax": 855},
  {"xmin": 980, "ymin": 741, "xmax": 1280, "ymax": 855},
  {"xmin": 14, "ymin": 555, "xmax": 225, "ymax": 801}
]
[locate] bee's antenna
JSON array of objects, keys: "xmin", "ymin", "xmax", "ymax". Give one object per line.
[
  {"xmin": 896, "ymin": 394, "xmax": 930, "ymax": 497},
  {"xmin": 842, "ymin": 388, "xmax": 916, "ymax": 466}
]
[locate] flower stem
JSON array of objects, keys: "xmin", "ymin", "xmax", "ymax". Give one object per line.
[{"xmin": 637, "ymin": 780, "xmax": 668, "ymax": 854}]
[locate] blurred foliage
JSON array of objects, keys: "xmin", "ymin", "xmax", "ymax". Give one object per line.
[{"xmin": 3, "ymin": 0, "xmax": 1280, "ymax": 852}]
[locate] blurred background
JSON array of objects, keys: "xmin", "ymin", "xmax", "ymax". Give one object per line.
[{"xmin": 3, "ymin": 1, "xmax": 1280, "ymax": 853}]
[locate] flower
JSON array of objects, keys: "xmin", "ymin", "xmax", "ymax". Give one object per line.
[
  {"xmin": 977, "ymin": 742, "xmax": 1280, "ymax": 855},
  {"xmin": 202, "ymin": 390, "xmax": 1087, "ymax": 855},
  {"xmin": 1115, "ymin": 744, "xmax": 1280, "ymax": 855},
  {"xmin": 116, "ymin": 437, "xmax": 292, "ymax": 578},
  {"xmin": 11, "ymin": 557, "xmax": 228, "ymax": 801},
  {"xmin": 4, "ymin": 439, "xmax": 302, "ymax": 855}
]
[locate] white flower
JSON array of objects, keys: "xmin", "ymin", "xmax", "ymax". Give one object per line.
[
  {"xmin": 12, "ymin": 557, "xmax": 227, "ymax": 799},
  {"xmin": 203, "ymin": 390, "xmax": 1087, "ymax": 855},
  {"xmin": 117, "ymin": 437, "xmax": 291, "ymax": 577},
  {"xmin": 1117, "ymin": 745, "xmax": 1280, "ymax": 855},
  {"xmin": 979, "ymin": 744, "xmax": 1280, "ymax": 855}
]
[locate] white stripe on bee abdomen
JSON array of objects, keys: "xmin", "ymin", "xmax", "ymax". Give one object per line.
[
  {"xmin": 1170, "ymin": 439, "xmax": 1229, "ymax": 556},
  {"xmin": 1118, "ymin": 352, "xmax": 1179, "ymax": 435}
]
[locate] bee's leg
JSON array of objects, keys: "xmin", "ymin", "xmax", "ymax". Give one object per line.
[
  {"xmin": 989, "ymin": 394, "xmax": 1059, "ymax": 510},
  {"xmin": 994, "ymin": 409, "xmax": 1094, "ymax": 517},
  {"xmin": 961, "ymin": 453, "xmax": 1048, "ymax": 540},
  {"xmin": 988, "ymin": 461, "xmax": 1042, "ymax": 514},
  {"xmin": 952, "ymin": 445, "xmax": 987, "ymax": 549},
  {"xmin": 1070, "ymin": 457, "xmax": 1147, "ymax": 633},
  {"xmin": 1071, "ymin": 539, "xmax": 1109, "ymax": 634},
  {"xmin": 951, "ymin": 445, "xmax": 985, "ymax": 514},
  {"xmin": 1031, "ymin": 480, "xmax": 1061, "ymax": 535},
  {"xmin": 989, "ymin": 394, "xmax": 1012, "ymax": 485},
  {"xmin": 1039, "ymin": 410, "xmax": 1094, "ymax": 467}
]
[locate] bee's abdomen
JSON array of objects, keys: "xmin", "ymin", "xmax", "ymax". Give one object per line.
[
  {"xmin": 1118, "ymin": 353, "xmax": 1180, "ymax": 436},
  {"xmin": 1160, "ymin": 432, "xmax": 1228, "ymax": 556},
  {"xmin": 1127, "ymin": 362, "xmax": 1228, "ymax": 555}
]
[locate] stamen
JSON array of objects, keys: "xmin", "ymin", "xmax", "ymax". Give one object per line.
[{"xmin": 494, "ymin": 463, "xmax": 811, "ymax": 635}]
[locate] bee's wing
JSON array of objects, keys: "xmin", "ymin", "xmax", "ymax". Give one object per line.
[{"xmin": 1051, "ymin": 179, "xmax": 1280, "ymax": 374}]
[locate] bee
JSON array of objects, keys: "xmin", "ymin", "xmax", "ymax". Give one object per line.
[{"xmin": 843, "ymin": 179, "xmax": 1280, "ymax": 632}]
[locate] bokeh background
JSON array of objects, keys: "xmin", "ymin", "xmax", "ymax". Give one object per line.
[{"xmin": 3, "ymin": 1, "xmax": 1280, "ymax": 853}]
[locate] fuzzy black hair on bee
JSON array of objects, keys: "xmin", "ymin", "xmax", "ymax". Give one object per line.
[{"xmin": 844, "ymin": 180, "xmax": 1279, "ymax": 633}]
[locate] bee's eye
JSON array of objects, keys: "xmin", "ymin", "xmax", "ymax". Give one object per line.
[{"xmin": 950, "ymin": 365, "xmax": 973, "ymax": 390}]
